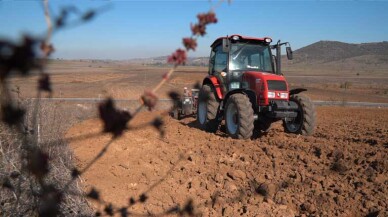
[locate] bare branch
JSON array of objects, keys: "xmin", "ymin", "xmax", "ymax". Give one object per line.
[{"xmin": 43, "ymin": 0, "xmax": 53, "ymax": 46}]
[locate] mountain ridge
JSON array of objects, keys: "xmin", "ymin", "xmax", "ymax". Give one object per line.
[
  {"xmin": 124, "ymin": 41, "xmax": 388, "ymax": 67},
  {"xmin": 293, "ymin": 40, "xmax": 388, "ymax": 63}
]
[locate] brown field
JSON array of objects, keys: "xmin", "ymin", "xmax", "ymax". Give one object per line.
[
  {"xmin": 67, "ymin": 107, "xmax": 388, "ymax": 216},
  {"xmin": 9, "ymin": 59, "xmax": 388, "ymax": 103},
  {"xmin": 9, "ymin": 60, "xmax": 387, "ymax": 216}
]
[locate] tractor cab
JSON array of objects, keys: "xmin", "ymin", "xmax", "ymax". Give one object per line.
[{"xmin": 209, "ymin": 35, "xmax": 277, "ymax": 94}]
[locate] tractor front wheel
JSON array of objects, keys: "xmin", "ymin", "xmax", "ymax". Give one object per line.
[
  {"xmin": 225, "ymin": 93, "xmax": 254, "ymax": 139},
  {"xmin": 283, "ymin": 94, "xmax": 316, "ymax": 135},
  {"xmin": 197, "ymin": 84, "xmax": 220, "ymax": 132}
]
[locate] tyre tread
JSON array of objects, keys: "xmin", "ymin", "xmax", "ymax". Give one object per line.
[
  {"xmin": 283, "ymin": 94, "xmax": 316, "ymax": 136},
  {"xmin": 226, "ymin": 94, "xmax": 254, "ymax": 139},
  {"xmin": 197, "ymin": 84, "xmax": 220, "ymax": 132}
]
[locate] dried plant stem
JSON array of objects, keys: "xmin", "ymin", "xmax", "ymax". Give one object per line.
[
  {"xmin": 152, "ymin": 67, "xmax": 176, "ymax": 94},
  {"xmin": 143, "ymin": 154, "xmax": 184, "ymax": 194},
  {"xmin": 211, "ymin": 0, "xmax": 226, "ymax": 11},
  {"xmin": 62, "ymin": 139, "xmax": 114, "ymax": 192},
  {"xmin": 146, "ymin": 0, "xmax": 225, "ymax": 103},
  {"xmin": 79, "ymin": 139, "xmax": 114, "ymax": 175},
  {"xmin": 43, "ymin": 0, "xmax": 53, "ymax": 46},
  {"xmin": 0, "ymin": 0, "xmax": 228, "ymax": 215}
]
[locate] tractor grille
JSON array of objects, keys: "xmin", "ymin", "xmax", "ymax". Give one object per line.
[{"xmin": 267, "ymin": 80, "xmax": 287, "ymax": 91}]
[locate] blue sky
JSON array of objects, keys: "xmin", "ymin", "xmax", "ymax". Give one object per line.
[{"xmin": 1, "ymin": 0, "xmax": 387, "ymax": 59}]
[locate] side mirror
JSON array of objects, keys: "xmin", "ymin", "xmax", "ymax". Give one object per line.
[
  {"xmin": 222, "ymin": 38, "xmax": 230, "ymax": 52},
  {"xmin": 286, "ymin": 47, "xmax": 293, "ymax": 60}
]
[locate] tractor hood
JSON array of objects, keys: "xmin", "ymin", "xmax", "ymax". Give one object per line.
[
  {"xmin": 242, "ymin": 71, "xmax": 288, "ymax": 89},
  {"xmin": 244, "ymin": 71, "xmax": 285, "ymax": 80},
  {"xmin": 242, "ymin": 71, "xmax": 290, "ymax": 105}
]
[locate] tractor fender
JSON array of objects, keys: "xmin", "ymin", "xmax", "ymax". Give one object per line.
[
  {"xmin": 289, "ymin": 88, "xmax": 307, "ymax": 95},
  {"xmin": 223, "ymin": 89, "xmax": 257, "ymax": 110},
  {"xmin": 203, "ymin": 76, "xmax": 223, "ymax": 100}
]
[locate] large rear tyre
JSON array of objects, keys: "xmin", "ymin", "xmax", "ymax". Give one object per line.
[
  {"xmin": 283, "ymin": 94, "xmax": 316, "ymax": 136},
  {"xmin": 197, "ymin": 84, "xmax": 220, "ymax": 132},
  {"xmin": 225, "ymin": 94, "xmax": 254, "ymax": 139}
]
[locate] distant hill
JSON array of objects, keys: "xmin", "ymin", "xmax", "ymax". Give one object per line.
[
  {"xmin": 292, "ymin": 41, "xmax": 388, "ymax": 64},
  {"xmin": 125, "ymin": 41, "xmax": 388, "ymax": 70}
]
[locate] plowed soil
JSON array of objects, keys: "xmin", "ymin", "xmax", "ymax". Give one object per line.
[{"xmin": 67, "ymin": 106, "xmax": 388, "ymax": 216}]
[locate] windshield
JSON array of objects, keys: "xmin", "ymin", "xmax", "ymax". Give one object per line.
[{"xmin": 229, "ymin": 42, "xmax": 273, "ymax": 73}]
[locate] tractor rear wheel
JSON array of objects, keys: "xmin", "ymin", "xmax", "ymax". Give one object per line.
[
  {"xmin": 225, "ymin": 93, "xmax": 254, "ymax": 139},
  {"xmin": 197, "ymin": 84, "xmax": 220, "ymax": 132},
  {"xmin": 283, "ymin": 94, "xmax": 316, "ymax": 135}
]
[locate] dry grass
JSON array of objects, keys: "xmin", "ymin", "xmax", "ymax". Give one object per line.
[{"xmin": 0, "ymin": 99, "xmax": 94, "ymax": 216}]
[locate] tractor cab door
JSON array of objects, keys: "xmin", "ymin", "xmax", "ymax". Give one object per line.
[{"xmin": 209, "ymin": 44, "xmax": 228, "ymax": 94}]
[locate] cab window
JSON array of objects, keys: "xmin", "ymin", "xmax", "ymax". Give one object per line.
[{"xmin": 211, "ymin": 45, "xmax": 227, "ymax": 73}]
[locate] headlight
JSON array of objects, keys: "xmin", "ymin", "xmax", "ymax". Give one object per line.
[
  {"xmin": 230, "ymin": 82, "xmax": 240, "ymax": 89},
  {"xmin": 232, "ymin": 35, "xmax": 240, "ymax": 40},
  {"xmin": 280, "ymin": 93, "xmax": 288, "ymax": 99},
  {"xmin": 264, "ymin": 38, "xmax": 272, "ymax": 43},
  {"xmin": 267, "ymin": 92, "xmax": 275, "ymax": 98}
]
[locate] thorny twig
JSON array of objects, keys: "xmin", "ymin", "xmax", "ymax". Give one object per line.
[
  {"xmin": 43, "ymin": 0, "xmax": 53, "ymax": 45},
  {"xmin": 145, "ymin": 1, "xmax": 224, "ymax": 105},
  {"xmin": 0, "ymin": 1, "xmax": 110, "ymax": 215},
  {"xmin": 0, "ymin": 0, "xmax": 229, "ymax": 216}
]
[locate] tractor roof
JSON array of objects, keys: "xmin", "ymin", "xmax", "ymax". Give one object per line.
[{"xmin": 211, "ymin": 34, "xmax": 272, "ymax": 47}]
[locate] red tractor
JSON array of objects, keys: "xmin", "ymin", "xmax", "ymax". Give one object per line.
[{"xmin": 197, "ymin": 35, "xmax": 316, "ymax": 139}]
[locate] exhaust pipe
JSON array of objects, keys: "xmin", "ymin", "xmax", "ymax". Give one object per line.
[{"xmin": 276, "ymin": 40, "xmax": 281, "ymax": 75}]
